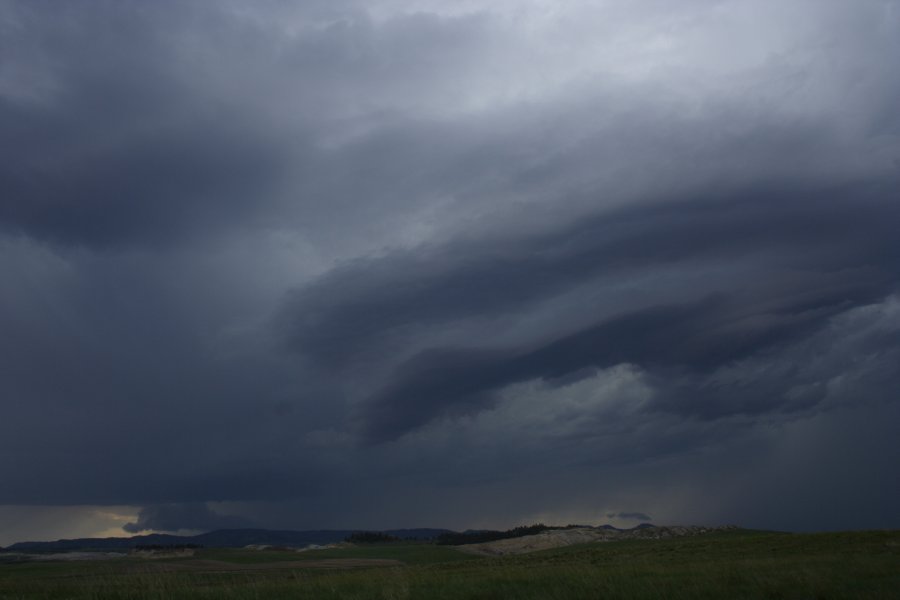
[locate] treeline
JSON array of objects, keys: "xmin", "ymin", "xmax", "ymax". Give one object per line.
[
  {"xmin": 344, "ymin": 531, "xmax": 400, "ymax": 544},
  {"xmin": 345, "ymin": 524, "xmax": 586, "ymax": 546},
  {"xmin": 133, "ymin": 544, "xmax": 202, "ymax": 550},
  {"xmin": 436, "ymin": 523, "xmax": 551, "ymax": 545}
]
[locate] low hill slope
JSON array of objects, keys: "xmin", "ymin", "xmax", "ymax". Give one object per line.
[{"xmin": 459, "ymin": 525, "xmax": 736, "ymax": 556}]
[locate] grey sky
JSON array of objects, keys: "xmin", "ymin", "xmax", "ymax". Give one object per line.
[{"xmin": 1, "ymin": 0, "xmax": 899, "ymax": 545}]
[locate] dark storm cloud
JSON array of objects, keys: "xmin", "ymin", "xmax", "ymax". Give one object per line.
[
  {"xmin": 123, "ymin": 503, "xmax": 253, "ymax": 534},
  {"xmin": 359, "ymin": 289, "xmax": 885, "ymax": 442},
  {"xmin": 280, "ymin": 176, "xmax": 900, "ymax": 441},
  {"xmin": 607, "ymin": 512, "xmax": 652, "ymax": 522},
  {"xmin": 0, "ymin": 2, "xmax": 292, "ymax": 248},
  {"xmin": 0, "ymin": 106, "xmax": 287, "ymax": 247},
  {"xmin": 1, "ymin": 0, "xmax": 899, "ymax": 539},
  {"xmin": 284, "ymin": 178, "xmax": 900, "ymax": 370}
]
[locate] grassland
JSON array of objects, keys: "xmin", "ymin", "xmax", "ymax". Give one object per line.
[{"xmin": 0, "ymin": 529, "xmax": 897, "ymax": 599}]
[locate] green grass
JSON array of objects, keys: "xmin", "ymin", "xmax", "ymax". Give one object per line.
[{"xmin": 1, "ymin": 530, "xmax": 897, "ymax": 599}]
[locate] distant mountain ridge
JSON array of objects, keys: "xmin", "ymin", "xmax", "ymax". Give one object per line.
[
  {"xmin": 1, "ymin": 524, "xmax": 659, "ymax": 553},
  {"xmin": 2, "ymin": 528, "xmax": 453, "ymax": 553}
]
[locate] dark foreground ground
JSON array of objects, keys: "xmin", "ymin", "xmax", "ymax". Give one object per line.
[{"xmin": 0, "ymin": 529, "xmax": 897, "ymax": 599}]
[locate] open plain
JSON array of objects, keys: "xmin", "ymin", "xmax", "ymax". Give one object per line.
[{"xmin": 1, "ymin": 529, "xmax": 898, "ymax": 599}]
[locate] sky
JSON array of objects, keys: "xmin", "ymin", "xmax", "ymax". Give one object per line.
[{"xmin": 1, "ymin": 0, "xmax": 899, "ymax": 546}]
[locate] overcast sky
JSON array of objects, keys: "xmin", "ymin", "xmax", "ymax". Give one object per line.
[{"xmin": 2, "ymin": 0, "xmax": 899, "ymax": 546}]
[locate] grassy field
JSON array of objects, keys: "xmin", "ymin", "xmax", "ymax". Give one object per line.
[{"xmin": 0, "ymin": 529, "xmax": 897, "ymax": 599}]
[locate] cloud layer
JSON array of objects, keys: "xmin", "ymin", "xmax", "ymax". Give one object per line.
[
  {"xmin": 123, "ymin": 503, "xmax": 253, "ymax": 534},
  {"xmin": 1, "ymin": 0, "xmax": 898, "ymax": 540}
]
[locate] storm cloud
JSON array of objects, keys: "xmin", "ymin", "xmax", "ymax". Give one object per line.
[
  {"xmin": 122, "ymin": 503, "xmax": 253, "ymax": 534},
  {"xmin": 1, "ymin": 0, "xmax": 899, "ymax": 544},
  {"xmin": 607, "ymin": 513, "xmax": 652, "ymax": 522},
  {"xmin": 284, "ymin": 178, "xmax": 900, "ymax": 440}
]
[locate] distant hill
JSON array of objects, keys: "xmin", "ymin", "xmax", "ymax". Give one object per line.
[
  {"xmin": 0, "ymin": 524, "xmax": 654, "ymax": 553},
  {"xmin": 2, "ymin": 528, "xmax": 453, "ymax": 553},
  {"xmin": 458, "ymin": 525, "xmax": 737, "ymax": 556}
]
